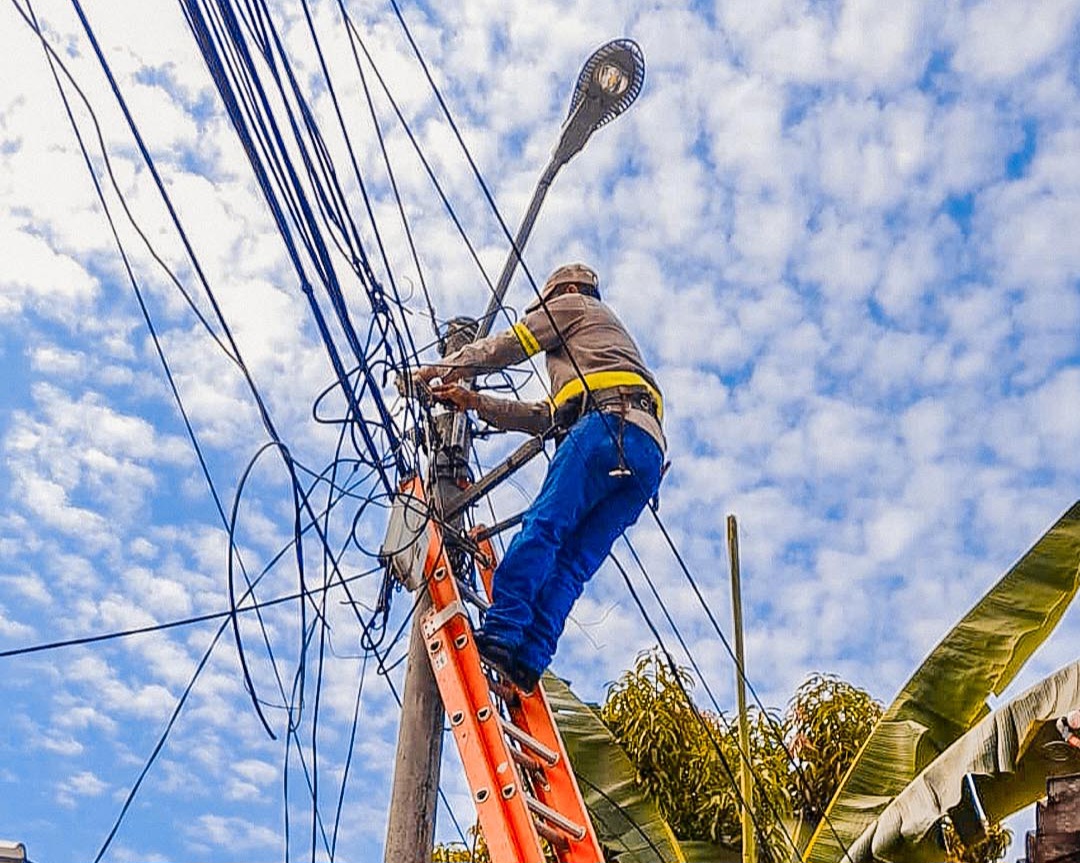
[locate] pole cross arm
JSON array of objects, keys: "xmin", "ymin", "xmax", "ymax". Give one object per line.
[{"xmin": 442, "ymin": 435, "xmax": 545, "ymax": 521}]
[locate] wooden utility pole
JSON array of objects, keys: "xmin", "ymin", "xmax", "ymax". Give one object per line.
[
  {"xmin": 383, "ymin": 593, "xmax": 444, "ymax": 862},
  {"xmin": 727, "ymin": 515, "xmax": 756, "ymax": 863},
  {"xmin": 383, "ymin": 320, "xmax": 477, "ymax": 863}
]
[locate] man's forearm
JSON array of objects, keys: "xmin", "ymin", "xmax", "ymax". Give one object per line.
[
  {"xmin": 473, "ymin": 392, "xmax": 552, "ymax": 435},
  {"xmin": 436, "ymin": 330, "xmax": 527, "ymax": 383}
]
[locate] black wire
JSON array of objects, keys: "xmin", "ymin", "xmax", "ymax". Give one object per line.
[
  {"xmin": 359, "ymin": 9, "xmax": 784, "ymax": 850},
  {"xmin": 606, "ymin": 552, "xmax": 790, "ymax": 862},
  {"xmin": 13, "ymin": 0, "xmax": 486, "ymax": 857},
  {"xmin": 576, "ymin": 774, "xmax": 669, "ymax": 861},
  {"xmin": 22, "ymin": 0, "xmax": 833, "ymax": 857},
  {"xmin": 0, "ymin": 568, "xmax": 376, "ymax": 660}
]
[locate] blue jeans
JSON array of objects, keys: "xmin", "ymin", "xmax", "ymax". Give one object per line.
[{"xmin": 482, "ymin": 410, "xmax": 664, "ymax": 675}]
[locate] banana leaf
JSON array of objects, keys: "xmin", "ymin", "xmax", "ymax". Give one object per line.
[
  {"xmin": 804, "ymin": 501, "xmax": 1080, "ymax": 863},
  {"xmin": 850, "ymin": 658, "xmax": 1080, "ymax": 863},
  {"xmin": 679, "ymin": 842, "xmax": 741, "ymax": 863},
  {"xmin": 546, "ymin": 674, "xmax": 734, "ymax": 863}
]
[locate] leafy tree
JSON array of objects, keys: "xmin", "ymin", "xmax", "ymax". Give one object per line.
[
  {"xmin": 431, "ymin": 843, "xmax": 486, "ymax": 863},
  {"xmin": 786, "ymin": 673, "xmax": 883, "ymax": 824},
  {"xmin": 600, "ymin": 650, "xmax": 791, "ymax": 850},
  {"xmin": 600, "ymin": 652, "xmax": 886, "ymax": 859},
  {"xmin": 433, "ymin": 652, "xmax": 1013, "ymax": 863},
  {"xmin": 432, "ymin": 820, "xmax": 555, "ymax": 862},
  {"xmin": 942, "ymin": 820, "xmax": 1012, "ymax": 863}
]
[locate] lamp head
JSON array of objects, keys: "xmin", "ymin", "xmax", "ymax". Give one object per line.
[{"xmin": 551, "ymin": 39, "xmax": 646, "ymax": 169}]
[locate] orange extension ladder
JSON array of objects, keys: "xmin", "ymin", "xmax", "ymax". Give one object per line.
[{"xmin": 398, "ymin": 476, "xmax": 604, "ymax": 863}]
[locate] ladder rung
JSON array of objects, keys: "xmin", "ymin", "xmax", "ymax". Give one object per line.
[
  {"xmin": 500, "ymin": 718, "xmax": 559, "ymax": 767},
  {"xmin": 532, "ymin": 818, "xmax": 570, "ymax": 853},
  {"xmin": 525, "ymin": 793, "xmax": 587, "ymax": 842},
  {"xmin": 508, "ymin": 745, "xmax": 544, "ymax": 777},
  {"xmin": 456, "ymin": 578, "xmax": 491, "ymax": 611}
]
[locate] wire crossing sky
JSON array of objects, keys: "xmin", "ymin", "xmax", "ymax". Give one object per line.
[{"xmin": 1, "ymin": 1, "xmax": 1080, "ymax": 861}]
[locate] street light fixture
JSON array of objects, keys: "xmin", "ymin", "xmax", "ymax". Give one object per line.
[
  {"xmin": 553, "ymin": 38, "xmax": 645, "ymax": 170},
  {"xmin": 476, "ymin": 38, "xmax": 646, "ymax": 338}
]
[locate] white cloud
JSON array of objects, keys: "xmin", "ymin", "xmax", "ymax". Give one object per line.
[
  {"xmin": 832, "ymin": 0, "xmax": 931, "ymax": 91},
  {"xmin": 952, "ymin": 0, "xmax": 1080, "ymax": 82},
  {"xmin": 0, "ymin": 605, "xmax": 35, "ymax": 640},
  {"xmin": 0, "ymin": 220, "xmax": 100, "ymax": 318},
  {"xmin": 59, "ymin": 770, "xmax": 109, "ymax": 799},
  {"xmin": 1, "ymin": 573, "xmax": 52, "ymax": 605},
  {"xmin": 191, "ymin": 814, "xmax": 279, "ymax": 852}
]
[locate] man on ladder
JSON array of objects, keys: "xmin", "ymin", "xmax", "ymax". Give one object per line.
[{"xmin": 412, "ymin": 263, "xmax": 666, "ymax": 693}]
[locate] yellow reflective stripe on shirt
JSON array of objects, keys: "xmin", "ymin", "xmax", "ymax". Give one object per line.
[
  {"xmin": 511, "ymin": 322, "xmax": 542, "ymax": 357},
  {"xmin": 551, "ymin": 371, "xmax": 664, "ymax": 421}
]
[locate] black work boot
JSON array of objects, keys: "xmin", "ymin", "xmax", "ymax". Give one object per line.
[
  {"xmin": 474, "ymin": 628, "xmax": 515, "ymax": 676},
  {"xmin": 510, "ymin": 661, "xmax": 541, "ymax": 696},
  {"xmin": 475, "ymin": 629, "xmax": 538, "ymax": 694}
]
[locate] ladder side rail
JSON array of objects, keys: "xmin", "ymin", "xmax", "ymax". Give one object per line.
[
  {"xmin": 473, "ymin": 534, "xmax": 605, "ymax": 862},
  {"xmin": 409, "ymin": 479, "xmax": 547, "ymax": 863}
]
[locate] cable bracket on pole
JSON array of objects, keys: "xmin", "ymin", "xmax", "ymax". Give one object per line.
[{"xmin": 421, "ymin": 600, "xmax": 469, "ymax": 638}]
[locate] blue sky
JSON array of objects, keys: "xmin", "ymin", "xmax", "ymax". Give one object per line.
[{"xmin": 2, "ymin": 0, "xmax": 1080, "ymax": 860}]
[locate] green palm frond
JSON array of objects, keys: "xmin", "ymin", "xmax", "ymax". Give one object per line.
[
  {"xmin": 849, "ymin": 659, "xmax": 1080, "ymax": 863},
  {"xmin": 545, "ymin": 673, "xmax": 709, "ymax": 863},
  {"xmin": 804, "ymin": 501, "xmax": 1080, "ymax": 863}
]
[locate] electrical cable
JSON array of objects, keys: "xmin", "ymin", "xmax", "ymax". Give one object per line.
[{"xmin": 17, "ymin": 1, "xmax": 486, "ymax": 857}]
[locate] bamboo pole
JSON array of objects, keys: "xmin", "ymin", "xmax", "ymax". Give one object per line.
[{"xmin": 728, "ymin": 514, "xmax": 755, "ymax": 863}]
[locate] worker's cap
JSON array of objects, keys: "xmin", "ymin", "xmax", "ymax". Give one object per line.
[{"xmin": 525, "ymin": 263, "xmax": 600, "ymax": 313}]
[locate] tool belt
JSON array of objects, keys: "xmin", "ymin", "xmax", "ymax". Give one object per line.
[
  {"xmin": 549, "ymin": 383, "xmax": 667, "ymax": 493},
  {"xmin": 551, "ymin": 384, "xmax": 659, "ymax": 434}
]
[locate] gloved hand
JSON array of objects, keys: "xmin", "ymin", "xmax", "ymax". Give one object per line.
[
  {"xmin": 414, "ymin": 365, "xmax": 444, "ymax": 386},
  {"xmin": 430, "ymin": 382, "xmax": 479, "ymax": 412}
]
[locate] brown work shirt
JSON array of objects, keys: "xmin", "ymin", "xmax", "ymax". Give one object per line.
[{"xmin": 436, "ymin": 293, "xmax": 665, "ymax": 451}]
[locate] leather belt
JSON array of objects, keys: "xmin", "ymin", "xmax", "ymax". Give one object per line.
[
  {"xmin": 590, "ymin": 385, "xmax": 660, "ymax": 419},
  {"xmin": 552, "ymin": 385, "xmax": 660, "ymax": 433}
]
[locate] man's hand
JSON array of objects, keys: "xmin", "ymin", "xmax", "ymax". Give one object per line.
[
  {"xmin": 395, "ymin": 365, "xmax": 446, "ymax": 399},
  {"xmin": 414, "ymin": 365, "xmax": 444, "ymax": 386},
  {"xmin": 430, "ymin": 382, "xmax": 478, "ymax": 412}
]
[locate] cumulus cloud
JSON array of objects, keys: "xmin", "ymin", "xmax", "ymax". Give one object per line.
[
  {"xmin": 190, "ymin": 814, "xmax": 279, "ymax": 853},
  {"xmin": 0, "ymin": 220, "xmax": 100, "ymax": 318},
  {"xmin": 57, "ymin": 770, "xmax": 109, "ymax": 804}
]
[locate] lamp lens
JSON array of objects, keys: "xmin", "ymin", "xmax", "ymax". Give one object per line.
[{"xmin": 595, "ymin": 62, "xmax": 630, "ymax": 95}]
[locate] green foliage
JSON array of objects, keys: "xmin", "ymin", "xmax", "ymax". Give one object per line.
[
  {"xmin": 600, "ymin": 651, "xmax": 884, "ymax": 859},
  {"xmin": 431, "ymin": 843, "xmax": 486, "ymax": 863},
  {"xmin": 941, "ymin": 820, "xmax": 1012, "ymax": 863},
  {"xmin": 432, "ymin": 824, "xmax": 490, "ymax": 862},
  {"xmin": 600, "ymin": 650, "xmax": 791, "ymax": 853},
  {"xmin": 431, "ymin": 823, "xmax": 559, "ymax": 862},
  {"xmin": 787, "ymin": 673, "xmax": 884, "ymax": 821},
  {"xmin": 805, "ymin": 501, "xmax": 1080, "ymax": 863},
  {"xmin": 544, "ymin": 672, "xmax": 691, "ymax": 862}
]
